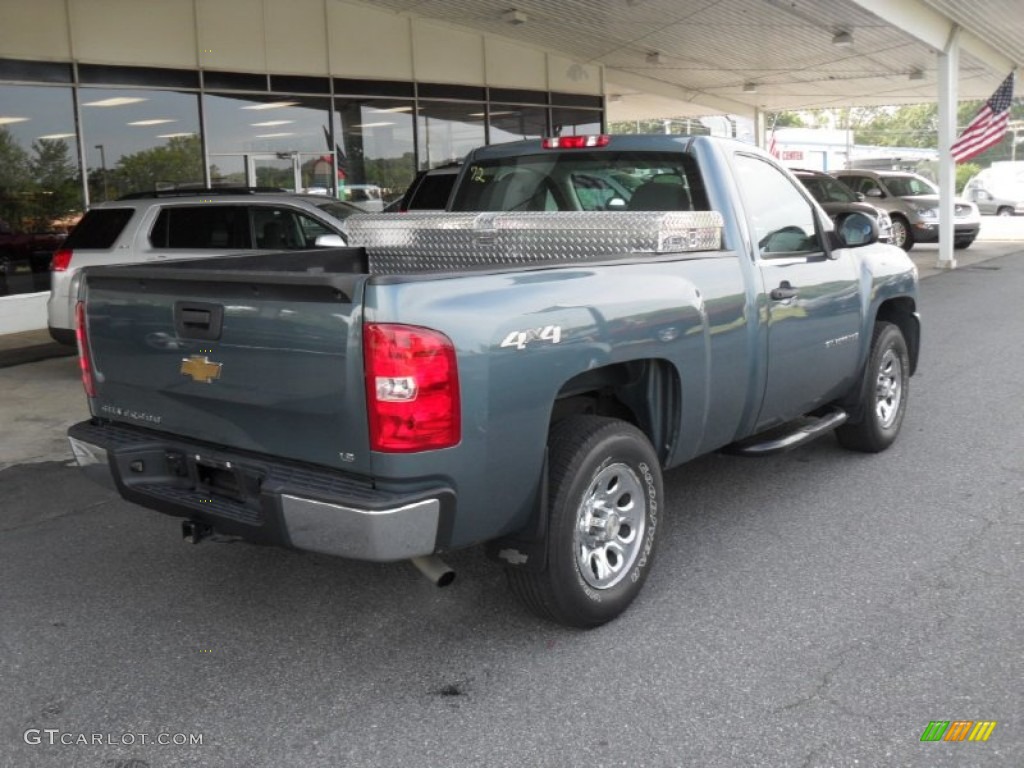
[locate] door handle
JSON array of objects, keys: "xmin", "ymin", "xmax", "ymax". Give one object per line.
[
  {"xmin": 174, "ymin": 301, "xmax": 224, "ymax": 340},
  {"xmin": 770, "ymin": 282, "xmax": 799, "ymax": 301}
]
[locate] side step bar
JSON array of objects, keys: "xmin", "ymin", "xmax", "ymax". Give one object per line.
[{"xmin": 726, "ymin": 408, "xmax": 848, "ymax": 457}]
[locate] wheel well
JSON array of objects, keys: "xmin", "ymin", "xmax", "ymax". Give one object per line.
[
  {"xmin": 876, "ymin": 297, "xmax": 919, "ymax": 374},
  {"xmin": 551, "ymin": 359, "xmax": 680, "ymax": 463}
]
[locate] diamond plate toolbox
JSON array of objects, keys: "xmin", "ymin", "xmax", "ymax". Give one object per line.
[{"xmin": 346, "ymin": 211, "xmax": 724, "ymax": 274}]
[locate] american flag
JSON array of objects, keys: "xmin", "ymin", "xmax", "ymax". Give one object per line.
[
  {"xmin": 767, "ymin": 129, "xmax": 780, "ymax": 159},
  {"xmin": 951, "ymin": 73, "xmax": 1015, "ymax": 164}
]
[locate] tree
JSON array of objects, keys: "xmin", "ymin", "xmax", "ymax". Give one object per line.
[
  {"xmin": 30, "ymin": 138, "xmax": 80, "ymax": 229},
  {"xmin": 113, "ymin": 135, "xmax": 204, "ymax": 196},
  {"xmin": 0, "ymin": 127, "xmax": 34, "ymax": 228}
]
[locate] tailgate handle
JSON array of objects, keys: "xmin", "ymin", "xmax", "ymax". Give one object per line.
[{"xmin": 175, "ymin": 301, "xmax": 224, "ymax": 340}]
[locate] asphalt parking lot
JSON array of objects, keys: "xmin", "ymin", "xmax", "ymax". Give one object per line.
[{"xmin": 1, "ymin": 239, "xmax": 1022, "ymax": 767}]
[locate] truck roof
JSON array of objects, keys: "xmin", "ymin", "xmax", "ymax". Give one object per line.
[{"xmin": 460, "ymin": 133, "xmax": 751, "ymax": 162}]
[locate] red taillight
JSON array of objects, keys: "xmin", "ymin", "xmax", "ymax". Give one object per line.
[
  {"xmin": 364, "ymin": 323, "xmax": 460, "ymax": 452},
  {"xmin": 75, "ymin": 301, "xmax": 96, "ymax": 398},
  {"xmin": 51, "ymin": 248, "xmax": 73, "ymax": 272},
  {"xmin": 542, "ymin": 135, "xmax": 611, "ymax": 149}
]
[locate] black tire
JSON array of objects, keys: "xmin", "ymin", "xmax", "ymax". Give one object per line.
[
  {"xmin": 507, "ymin": 416, "xmax": 662, "ymax": 628},
  {"xmin": 996, "ymin": 206, "xmax": 1013, "ymax": 217},
  {"xmin": 836, "ymin": 322, "xmax": 910, "ymax": 453},
  {"xmin": 889, "ymin": 216, "xmax": 914, "ymax": 251},
  {"xmin": 954, "ymin": 236, "xmax": 976, "ymax": 249}
]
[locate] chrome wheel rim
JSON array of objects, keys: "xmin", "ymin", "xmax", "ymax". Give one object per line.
[
  {"xmin": 891, "ymin": 219, "xmax": 907, "ymax": 248},
  {"xmin": 574, "ymin": 463, "xmax": 646, "ymax": 590},
  {"xmin": 875, "ymin": 348, "xmax": 903, "ymax": 428}
]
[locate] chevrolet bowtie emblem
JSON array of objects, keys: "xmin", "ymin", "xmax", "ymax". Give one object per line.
[{"xmin": 180, "ymin": 355, "xmax": 223, "ymax": 384}]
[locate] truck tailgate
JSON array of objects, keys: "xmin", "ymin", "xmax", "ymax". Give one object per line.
[{"xmin": 81, "ymin": 250, "xmax": 372, "ymax": 475}]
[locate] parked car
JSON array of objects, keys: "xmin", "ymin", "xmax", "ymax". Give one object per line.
[
  {"xmin": 831, "ymin": 169, "xmax": 980, "ymax": 251},
  {"xmin": 0, "ymin": 218, "xmax": 66, "ymax": 296},
  {"xmin": 962, "ymin": 176, "xmax": 1024, "ymax": 216},
  {"xmin": 47, "ymin": 188, "xmax": 362, "ymax": 345},
  {"xmin": 389, "ymin": 165, "xmax": 461, "ymax": 212},
  {"xmin": 340, "ymin": 184, "xmax": 386, "ymax": 212},
  {"xmin": 790, "ymin": 169, "xmax": 893, "ymax": 243}
]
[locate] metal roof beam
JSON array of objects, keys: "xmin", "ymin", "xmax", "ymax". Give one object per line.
[
  {"xmin": 849, "ymin": 0, "xmax": 1016, "ymax": 74},
  {"xmin": 604, "ymin": 69, "xmax": 756, "ymax": 120}
]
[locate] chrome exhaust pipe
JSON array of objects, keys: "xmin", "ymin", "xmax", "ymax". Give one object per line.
[{"xmin": 410, "ymin": 555, "xmax": 455, "ymax": 587}]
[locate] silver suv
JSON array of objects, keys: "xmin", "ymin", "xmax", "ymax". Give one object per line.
[
  {"xmin": 831, "ymin": 170, "xmax": 980, "ymax": 251},
  {"xmin": 48, "ymin": 189, "xmax": 361, "ymax": 344}
]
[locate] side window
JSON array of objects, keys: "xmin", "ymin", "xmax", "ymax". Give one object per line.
[
  {"xmin": 150, "ymin": 206, "xmax": 250, "ymax": 249},
  {"xmin": 252, "ymin": 207, "xmax": 305, "ymax": 250},
  {"xmin": 294, "ymin": 212, "xmax": 337, "ymax": 247},
  {"xmin": 853, "ymin": 177, "xmax": 879, "ymax": 196},
  {"xmin": 734, "ymin": 154, "xmax": 822, "ymax": 257}
]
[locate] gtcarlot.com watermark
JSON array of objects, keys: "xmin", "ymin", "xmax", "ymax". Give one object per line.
[{"xmin": 24, "ymin": 729, "xmax": 203, "ymax": 747}]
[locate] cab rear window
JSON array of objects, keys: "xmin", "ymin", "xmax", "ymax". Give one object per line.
[
  {"xmin": 64, "ymin": 208, "xmax": 134, "ymax": 249},
  {"xmin": 450, "ymin": 151, "xmax": 708, "ymax": 213}
]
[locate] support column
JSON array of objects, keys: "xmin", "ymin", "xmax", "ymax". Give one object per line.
[
  {"xmin": 937, "ymin": 26, "xmax": 960, "ymax": 269},
  {"xmin": 754, "ymin": 108, "xmax": 766, "ymax": 151}
]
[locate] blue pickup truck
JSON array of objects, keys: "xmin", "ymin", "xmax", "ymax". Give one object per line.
[{"xmin": 68, "ymin": 135, "xmax": 919, "ymax": 627}]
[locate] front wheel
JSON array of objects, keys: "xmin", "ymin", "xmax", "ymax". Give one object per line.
[
  {"xmin": 836, "ymin": 322, "xmax": 910, "ymax": 453},
  {"xmin": 996, "ymin": 206, "xmax": 1014, "ymax": 217},
  {"xmin": 954, "ymin": 236, "xmax": 976, "ymax": 249},
  {"xmin": 506, "ymin": 416, "xmax": 662, "ymax": 628},
  {"xmin": 890, "ymin": 216, "xmax": 914, "ymax": 251}
]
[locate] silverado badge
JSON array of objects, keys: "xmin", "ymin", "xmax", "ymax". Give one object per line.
[{"xmin": 180, "ymin": 355, "xmax": 223, "ymax": 384}]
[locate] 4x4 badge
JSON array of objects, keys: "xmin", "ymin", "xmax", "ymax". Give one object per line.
[{"xmin": 180, "ymin": 355, "xmax": 222, "ymax": 384}]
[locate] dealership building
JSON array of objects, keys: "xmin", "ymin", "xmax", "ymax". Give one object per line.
[{"xmin": 0, "ymin": 0, "xmax": 1020, "ymax": 336}]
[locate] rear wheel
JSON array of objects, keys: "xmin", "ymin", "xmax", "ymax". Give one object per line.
[
  {"xmin": 507, "ymin": 416, "xmax": 662, "ymax": 628},
  {"xmin": 836, "ymin": 322, "xmax": 910, "ymax": 453},
  {"xmin": 996, "ymin": 206, "xmax": 1013, "ymax": 217},
  {"xmin": 890, "ymin": 216, "xmax": 914, "ymax": 251}
]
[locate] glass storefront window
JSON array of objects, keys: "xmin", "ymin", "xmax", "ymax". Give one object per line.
[
  {"xmin": 487, "ymin": 105, "xmax": 549, "ymax": 145},
  {"xmin": 551, "ymin": 107, "xmax": 602, "ymax": 137},
  {"xmin": 204, "ymin": 93, "xmax": 332, "ymax": 194},
  {"xmin": 417, "ymin": 101, "xmax": 486, "ymax": 171},
  {"xmin": 334, "ymin": 98, "xmax": 415, "ymax": 208},
  {"xmin": 79, "ymin": 87, "xmax": 201, "ymax": 200},
  {"xmin": 0, "ymin": 84, "xmax": 80, "ymax": 297}
]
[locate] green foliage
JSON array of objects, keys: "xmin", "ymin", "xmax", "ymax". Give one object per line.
[
  {"xmin": 771, "ymin": 112, "xmax": 805, "ymax": 128},
  {"xmin": 956, "ymin": 162, "xmax": 982, "ymax": 192},
  {"xmin": 30, "ymin": 139, "xmax": 81, "ymax": 227},
  {"xmin": 113, "ymin": 135, "xmax": 204, "ymax": 196},
  {"xmin": 0, "ymin": 128, "xmax": 81, "ymax": 232}
]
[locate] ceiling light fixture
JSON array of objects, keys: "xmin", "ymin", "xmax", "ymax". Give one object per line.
[
  {"xmin": 831, "ymin": 30, "xmax": 853, "ymax": 47},
  {"xmin": 81, "ymin": 97, "xmax": 147, "ymax": 108},
  {"xmin": 128, "ymin": 119, "xmax": 174, "ymax": 126},
  {"xmin": 0, "ymin": 116, "xmax": 29, "ymax": 125},
  {"xmin": 242, "ymin": 101, "xmax": 300, "ymax": 111},
  {"xmin": 646, "ymin": 51, "xmax": 662, "ymax": 66},
  {"xmin": 503, "ymin": 9, "xmax": 528, "ymax": 24},
  {"xmin": 37, "ymin": 133, "xmax": 75, "ymax": 140},
  {"xmin": 743, "ymin": 82, "xmax": 758, "ymax": 93}
]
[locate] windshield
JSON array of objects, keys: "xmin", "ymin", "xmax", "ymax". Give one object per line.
[
  {"xmin": 800, "ymin": 175, "xmax": 858, "ymax": 204},
  {"xmin": 449, "ymin": 151, "xmax": 708, "ymax": 213},
  {"xmin": 883, "ymin": 175, "xmax": 937, "ymax": 197}
]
